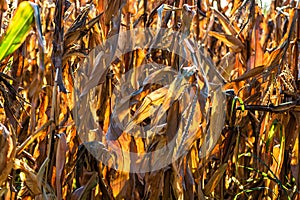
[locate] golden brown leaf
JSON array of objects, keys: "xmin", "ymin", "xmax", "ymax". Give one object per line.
[
  {"xmin": 56, "ymin": 133, "xmax": 67, "ymax": 200},
  {"xmin": 209, "ymin": 31, "xmax": 244, "ymax": 52},
  {"xmin": 0, "ymin": 123, "xmax": 15, "ymax": 185},
  {"xmin": 204, "ymin": 163, "xmax": 228, "ymax": 195}
]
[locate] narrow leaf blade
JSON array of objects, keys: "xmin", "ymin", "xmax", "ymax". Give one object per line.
[{"xmin": 0, "ymin": 1, "xmax": 34, "ymax": 61}]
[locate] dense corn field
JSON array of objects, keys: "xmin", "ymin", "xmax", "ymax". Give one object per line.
[{"xmin": 0, "ymin": 0, "xmax": 300, "ymax": 199}]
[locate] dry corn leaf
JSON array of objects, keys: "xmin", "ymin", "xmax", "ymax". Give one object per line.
[
  {"xmin": 218, "ymin": 52, "xmax": 236, "ymax": 80},
  {"xmin": 250, "ymin": 18, "xmax": 264, "ymax": 68},
  {"xmin": 263, "ymin": 45, "xmax": 286, "ymax": 70},
  {"xmin": 79, "ymin": 51, "xmax": 109, "ymax": 97},
  {"xmin": 213, "ymin": 8, "xmax": 240, "ymax": 36},
  {"xmin": 171, "ymin": 164, "xmax": 184, "ymax": 200},
  {"xmin": 14, "ymin": 159, "xmax": 42, "ymax": 196},
  {"xmin": 56, "ymin": 133, "xmax": 67, "ymax": 200},
  {"xmin": 64, "ymin": 11, "xmax": 103, "ymax": 48},
  {"xmin": 144, "ymin": 170, "xmax": 164, "ymax": 200},
  {"xmin": 231, "ymin": 65, "xmax": 264, "ymax": 82},
  {"xmin": 205, "ymin": 86, "xmax": 226, "ymax": 156},
  {"xmin": 181, "ymin": 4, "xmax": 196, "ymax": 36},
  {"xmin": 152, "ymin": 66, "xmax": 198, "ymax": 128},
  {"xmin": 263, "ymin": 8, "xmax": 297, "ymax": 71},
  {"xmin": 125, "ymin": 87, "xmax": 168, "ymax": 133},
  {"xmin": 175, "ymin": 90, "xmax": 202, "ymax": 158},
  {"xmin": 143, "ymin": 66, "xmax": 177, "ymax": 85},
  {"xmin": 165, "ymin": 100, "xmax": 180, "ymax": 143},
  {"xmin": 104, "ymin": 0, "xmax": 123, "ymax": 25},
  {"xmin": 204, "ymin": 163, "xmax": 228, "ymax": 195},
  {"xmin": 64, "ymin": 6, "xmax": 90, "ymax": 47},
  {"xmin": 0, "ymin": 123, "xmax": 15, "ymax": 185},
  {"xmin": 184, "ymin": 165, "xmax": 195, "ymax": 199},
  {"xmin": 78, "ymin": 172, "xmax": 98, "ymax": 200},
  {"xmin": 0, "ymin": 1, "xmax": 299, "ymax": 199},
  {"xmin": 209, "ymin": 31, "xmax": 244, "ymax": 52},
  {"xmin": 291, "ymin": 114, "xmax": 300, "ymax": 188},
  {"xmin": 37, "ymin": 158, "xmax": 49, "ymax": 189}
]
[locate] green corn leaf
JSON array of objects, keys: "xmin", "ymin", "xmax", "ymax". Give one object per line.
[
  {"xmin": 231, "ymin": 96, "xmax": 245, "ymax": 117},
  {"xmin": 0, "ymin": 1, "xmax": 34, "ymax": 62}
]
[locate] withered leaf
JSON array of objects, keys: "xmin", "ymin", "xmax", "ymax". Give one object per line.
[
  {"xmin": 204, "ymin": 163, "xmax": 228, "ymax": 195},
  {"xmin": 231, "ymin": 65, "xmax": 264, "ymax": 82},
  {"xmin": 209, "ymin": 31, "xmax": 244, "ymax": 52}
]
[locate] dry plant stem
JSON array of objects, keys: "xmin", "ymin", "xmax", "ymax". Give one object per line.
[
  {"xmin": 237, "ymin": 101, "xmax": 299, "ymax": 113},
  {"xmin": 297, "ymin": 3, "xmax": 300, "ymax": 84},
  {"xmin": 44, "ymin": 67, "xmax": 59, "ymax": 186},
  {"xmin": 16, "ymin": 119, "xmax": 53, "ymax": 155}
]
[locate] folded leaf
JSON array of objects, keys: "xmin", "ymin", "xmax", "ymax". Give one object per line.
[
  {"xmin": 212, "ymin": 8, "xmax": 240, "ymax": 36},
  {"xmin": 232, "ymin": 65, "xmax": 264, "ymax": 82}
]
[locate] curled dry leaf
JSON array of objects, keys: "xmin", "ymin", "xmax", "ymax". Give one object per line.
[
  {"xmin": 125, "ymin": 87, "xmax": 168, "ymax": 133},
  {"xmin": 0, "ymin": 123, "xmax": 15, "ymax": 185},
  {"xmin": 14, "ymin": 159, "xmax": 42, "ymax": 196},
  {"xmin": 212, "ymin": 8, "xmax": 240, "ymax": 36}
]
